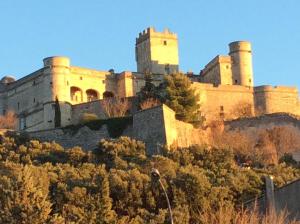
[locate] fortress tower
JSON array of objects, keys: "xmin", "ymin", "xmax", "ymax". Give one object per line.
[
  {"xmin": 135, "ymin": 27, "xmax": 179, "ymax": 74},
  {"xmin": 229, "ymin": 41, "xmax": 254, "ymax": 87}
]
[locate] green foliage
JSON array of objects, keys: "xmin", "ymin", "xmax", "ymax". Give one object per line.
[
  {"xmin": 164, "ymin": 73, "xmax": 201, "ymax": 123},
  {"xmin": 0, "ymin": 135, "xmax": 299, "ymax": 223},
  {"xmin": 138, "ymin": 73, "xmax": 204, "ymax": 126}
]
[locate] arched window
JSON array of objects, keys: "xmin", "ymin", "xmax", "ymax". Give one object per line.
[
  {"xmin": 103, "ymin": 91, "xmax": 114, "ymax": 99},
  {"xmin": 86, "ymin": 89, "xmax": 98, "ymax": 102},
  {"xmin": 70, "ymin": 86, "xmax": 83, "ymax": 102}
]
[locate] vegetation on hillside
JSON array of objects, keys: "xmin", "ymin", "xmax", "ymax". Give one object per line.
[{"xmin": 0, "ymin": 133, "xmax": 299, "ymax": 223}]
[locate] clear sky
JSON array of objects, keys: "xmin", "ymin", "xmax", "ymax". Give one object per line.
[{"xmin": 0, "ymin": 0, "xmax": 299, "ymax": 89}]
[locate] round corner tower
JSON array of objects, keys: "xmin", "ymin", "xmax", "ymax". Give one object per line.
[
  {"xmin": 229, "ymin": 41, "xmax": 253, "ymax": 87},
  {"xmin": 42, "ymin": 56, "xmax": 72, "ymax": 128},
  {"xmin": 43, "ymin": 56, "xmax": 71, "ymax": 102}
]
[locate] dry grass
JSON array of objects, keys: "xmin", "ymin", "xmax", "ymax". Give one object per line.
[{"xmin": 200, "ymin": 204, "xmax": 300, "ymax": 224}]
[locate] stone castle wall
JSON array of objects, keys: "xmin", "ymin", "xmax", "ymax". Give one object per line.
[
  {"xmin": 254, "ymin": 85, "xmax": 300, "ymax": 115},
  {"xmin": 132, "ymin": 104, "xmax": 210, "ymax": 154},
  {"xmin": 192, "ymin": 82, "xmax": 300, "ymax": 122},
  {"xmin": 28, "ymin": 125, "xmax": 112, "ymax": 150},
  {"xmin": 193, "ymin": 82, "xmax": 255, "ymax": 121}
]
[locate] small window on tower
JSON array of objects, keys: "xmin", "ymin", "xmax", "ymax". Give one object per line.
[
  {"xmin": 163, "ymin": 40, "xmax": 167, "ymax": 46},
  {"xmin": 249, "ymin": 78, "xmax": 252, "ymax": 83},
  {"xmin": 80, "ymin": 76, "xmax": 83, "ymax": 80},
  {"xmin": 235, "ymin": 80, "xmax": 238, "ymax": 84}
]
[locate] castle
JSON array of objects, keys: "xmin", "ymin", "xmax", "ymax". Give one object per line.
[{"xmin": 1, "ymin": 27, "xmax": 299, "ymax": 131}]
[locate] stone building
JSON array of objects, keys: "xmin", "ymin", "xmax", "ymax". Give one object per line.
[{"xmin": 0, "ymin": 27, "xmax": 299, "ymax": 131}]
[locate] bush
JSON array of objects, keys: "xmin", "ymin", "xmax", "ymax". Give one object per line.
[{"xmin": 0, "ymin": 135, "xmax": 299, "ymax": 223}]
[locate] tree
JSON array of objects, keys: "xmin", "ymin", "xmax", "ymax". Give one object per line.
[
  {"xmin": 0, "ymin": 110, "xmax": 17, "ymax": 129},
  {"xmin": 100, "ymin": 97, "xmax": 131, "ymax": 118},
  {"xmin": 139, "ymin": 98, "xmax": 161, "ymax": 110},
  {"xmin": 163, "ymin": 73, "xmax": 203, "ymax": 126},
  {"xmin": 54, "ymin": 97, "xmax": 61, "ymax": 128}
]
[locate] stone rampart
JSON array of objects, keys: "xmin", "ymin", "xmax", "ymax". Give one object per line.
[
  {"xmin": 225, "ymin": 113, "xmax": 300, "ymax": 131},
  {"xmin": 133, "ymin": 104, "xmax": 210, "ymax": 154},
  {"xmin": 28, "ymin": 125, "xmax": 111, "ymax": 150}
]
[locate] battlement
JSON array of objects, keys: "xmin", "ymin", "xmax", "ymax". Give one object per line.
[
  {"xmin": 136, "ymin": 27, "xmax": 177, "ymax": 44},
  {"xmin": 192, "ymin": 82, "xmax": 253, "ymax": 92},
  {"xmin": 43, "ymin": 56, "xmax": 70, "ymax": 68},
  {"xmin": 229, "ymin": 41, "xmax": 252, "ymax": 54},
  {"xmin": 255, "ymin": 85, "xmax": 298, "ymax": 93}
]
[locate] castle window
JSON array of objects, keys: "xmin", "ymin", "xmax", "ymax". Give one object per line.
[
  {"xmin": 102, "ymin": 80, "xmax": 106, "ymax": 84},
  {"xmin": 165, "ymin": 64, "xmax": 170, "ymax": 74},
  {"xmin": 19, "ymin": 117, "xmax": 26, "ymax": 130},
  {"xmin": 220, "ymin": 106, "xmax": 225, "ymax": 119},
  {"xmin": 163, "ymin": 40, "xmax": 167, "ymax": 46},
  {"xmin": 2, "ymin": 109, "xmax": 6, "ymax": 115},
  {"xmin": 33, "ymin": 80, "xmax": 36, "ymax": 85},
  {"xmin": 249, "ymin": 78, "xmax": 252, "ymax": 83},
  {"xmin": 17, "ymin": 102, "xmax": 20, "ymax": 110},
  {"xmin": 67, "ymin": 81, "xmax": 69, "ymax": 86},
  {"xmin": 235, "ymin": 80, "xmax": 238, "ymax": 84},
  {"xmin": 80, "ymin": 76, "xmax": 83, "ymax": 80},
  {"xmin": 103, "ymin": 91, "xmax": 114, "ymax": 99},
  {"xmin": 70, "ymin": 86, "xmax": 83, "ymax": 102},
  {"xmin": 33, "ymin": 98, "xmax": 36, "ymax": 103},
  {"xmin": 86, "ymin": 89, "xmax": 98, "ymax": 102}
]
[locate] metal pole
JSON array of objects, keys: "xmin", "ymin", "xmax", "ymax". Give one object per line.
[
  {"xmin": 159, "ymin": 179, "xmax": 174, "ymax": 224},
  {"xmin": 265, "ymin": 175, "xmax": 275, "ymax": 215},
  {"xmin": 151, "ymin": 168, "xmax": 174, "ymax": 224}
]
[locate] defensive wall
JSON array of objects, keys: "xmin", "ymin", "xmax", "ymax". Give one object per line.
[
  {"xmin": 29, "ymin": 104, "xmax": 210, "ymax": 154},
  {"xmin": 254, "ymin": 85, "xmax": 300, "ymax": 115},
  {"xmin": 192, "ymin": 82, "xmax": 255, "ymax": 121},
  {"xmin": 28, "ymin": 126, "xmax": 111, "ymax": 150},
  {"xmin": 133, "ymin": 104, "xmax": 209, "ymax": 154},
  {"xmin": 225, "ymin": 113, "xmax": 300, "ymax": 131},
  {"xmin": 192, "ymin": 82, "xmax": 300, "ymax": 122}
]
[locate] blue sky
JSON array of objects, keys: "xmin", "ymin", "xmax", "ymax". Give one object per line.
[{"xmin": 0, "ymin": 0, "xmax": 299, "ymax": 89}]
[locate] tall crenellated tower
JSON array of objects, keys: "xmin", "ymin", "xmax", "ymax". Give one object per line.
[
  {"xmin": 229, "ymin": 41, "xmax": 254, "ymax": 87},
  {"xmin": 135, "ymin": 27, "xmax": 179, "ymax": 74}
]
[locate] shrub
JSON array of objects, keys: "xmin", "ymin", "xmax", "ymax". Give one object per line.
[{"xmin": 0, "ymin": 111, "xmax": 17, "ymax": 129}]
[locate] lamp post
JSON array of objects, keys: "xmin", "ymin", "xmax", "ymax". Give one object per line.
[{"xmin": 151, "ymin": 168, "xmax": 174, "ymax": 224}]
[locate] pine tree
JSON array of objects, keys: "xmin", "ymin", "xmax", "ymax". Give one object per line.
[{"xmin": 164, "ymin": 73, "xmax": 203, "ymax": 126}]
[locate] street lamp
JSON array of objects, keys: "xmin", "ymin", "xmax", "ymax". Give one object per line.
[{"xmin": 151, "ymin": 168, "xmax": 174, "ymax": 224}]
